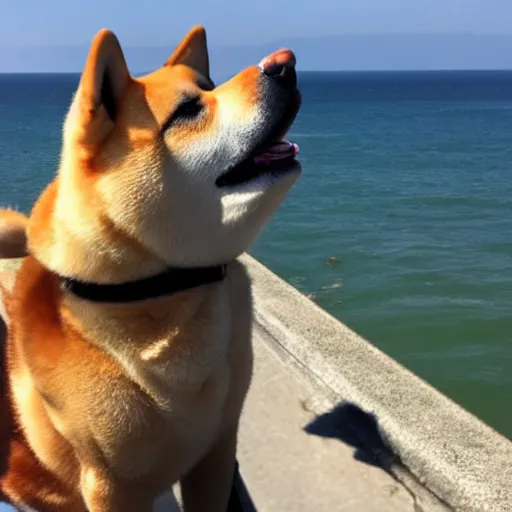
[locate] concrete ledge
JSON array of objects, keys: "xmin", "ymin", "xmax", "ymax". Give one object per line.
[{"xmin": 241, "ymin": 254, "xmax": 512, "ymax": 512}]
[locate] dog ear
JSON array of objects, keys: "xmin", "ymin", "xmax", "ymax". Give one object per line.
[
  {"xmin": 165, "ymin": 25, "xmax": 211, "ymax": 82},
  {"xmin": 71, "ymin": 29, "xmax": 131, "ymax": 146}
]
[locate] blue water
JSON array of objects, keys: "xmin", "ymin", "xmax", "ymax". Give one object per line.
[{"xmin": 0, "ymin": 71, "xmax": 511, "ymax": 440}]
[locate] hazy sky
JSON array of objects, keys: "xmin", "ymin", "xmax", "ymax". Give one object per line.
[
  {"xmin": 1, "ymin": 1, "xmax": 512, "ymax": 72},
  {"xmin": 1, "ymin": 0, "xmax": 512, "ymax": 48}
]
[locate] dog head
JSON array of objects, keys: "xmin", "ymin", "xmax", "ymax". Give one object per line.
[{"xmin": 27, "ymin": 26, "xmax": 301, "ymax": 283}]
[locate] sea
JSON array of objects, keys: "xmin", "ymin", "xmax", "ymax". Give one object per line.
[{"xmin": 0, "ymin": 71, "xmax": 511, "ymax": 441}]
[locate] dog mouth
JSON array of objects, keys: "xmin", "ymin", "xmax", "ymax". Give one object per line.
[{"xmin": 216, "ymin": 93, "xmax": 301, "ymax": 188}]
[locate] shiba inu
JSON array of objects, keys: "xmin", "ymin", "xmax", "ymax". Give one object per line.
[{"xmin": 0, "ymin": 25, "xmax": 301, "ymax": 512}]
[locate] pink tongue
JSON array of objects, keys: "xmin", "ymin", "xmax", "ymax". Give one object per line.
[{"xmin": 253, "ymin": 140, "xmax": 299, "ymax": 165}]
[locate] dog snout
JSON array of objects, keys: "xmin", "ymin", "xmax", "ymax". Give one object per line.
[{"xmin": 259, "ymin": 49, "xmax": 297, "ymax": 89}]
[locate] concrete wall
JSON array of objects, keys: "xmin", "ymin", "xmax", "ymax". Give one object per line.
[{"xmin": 242, "ymin": 254, "xmax": 512, "ymax": 512}]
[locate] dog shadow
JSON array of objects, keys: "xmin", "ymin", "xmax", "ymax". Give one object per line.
[{"xmin": 304, "ymin": 402, "xmax": 400, "ymax": 471}]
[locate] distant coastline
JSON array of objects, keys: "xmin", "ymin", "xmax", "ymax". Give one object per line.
[{"xmin": 2, "ymin": 33, "xmax": 512, "ymax": 74}]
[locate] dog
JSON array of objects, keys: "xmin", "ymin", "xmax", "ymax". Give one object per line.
[{"xmin": 0, "ymin": 25, "xmax": 301, "ymax": 512}]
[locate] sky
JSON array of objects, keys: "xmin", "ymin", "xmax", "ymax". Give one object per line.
[
  {"xmin": 1, "ymin": 1, "xmax": 512, "ymax": 71},
  {"xmin": 2, "ymin": 0, "xmax": 512, "ymax": 47}
]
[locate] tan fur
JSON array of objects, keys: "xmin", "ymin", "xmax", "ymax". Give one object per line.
[{"xmin": 0, "ymin": 25, "xmax": 300, "ymax": 511}]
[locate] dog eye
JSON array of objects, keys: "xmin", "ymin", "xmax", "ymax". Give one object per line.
[
  {"xmin": 162, "ymin": 97, "xmax": 203, "ymax": 132},
  {"xmin": 174, "ymin": 97, "xmax": 203, "ymax": 119}
]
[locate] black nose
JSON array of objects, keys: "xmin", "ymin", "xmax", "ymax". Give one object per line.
[{"xmin": 259, "ymin": 49, "xmax": 297, "ymax": 88}]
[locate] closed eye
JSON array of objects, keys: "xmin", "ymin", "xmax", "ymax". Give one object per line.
[{"xmin": 162, "ymin": 96, "xmax": 203, "ymax": 132}]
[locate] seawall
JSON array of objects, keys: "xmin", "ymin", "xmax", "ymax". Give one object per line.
[{"xmin": 241, "ymin": 254, "xmax": 512, "ymax": 511}]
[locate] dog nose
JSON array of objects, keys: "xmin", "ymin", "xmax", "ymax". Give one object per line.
[{"xmin": 259, "ymin": 49, "xmax": 297, "ymax": 87}]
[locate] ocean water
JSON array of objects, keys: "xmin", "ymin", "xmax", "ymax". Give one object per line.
[{"xmin": 0, "ymin": 71, "xmax": 511, "ymax": 440}]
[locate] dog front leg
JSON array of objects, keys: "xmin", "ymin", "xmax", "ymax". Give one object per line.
[
  {"xmin": 80, "ymin": 466, "xmax": 154, "ymax": 512},
  {"xmin": 180, "ymin": 425, "xmax": 238, "ymax": 512}
]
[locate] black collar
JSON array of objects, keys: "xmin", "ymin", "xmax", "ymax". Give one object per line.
[{"xmin": 60, "ymin": 264, "xmax": 227, "ymax": 303}]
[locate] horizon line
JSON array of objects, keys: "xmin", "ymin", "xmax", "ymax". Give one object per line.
[{"xmin": 2, "ymin": 68, "xmax": 512, "ymax": 75}]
